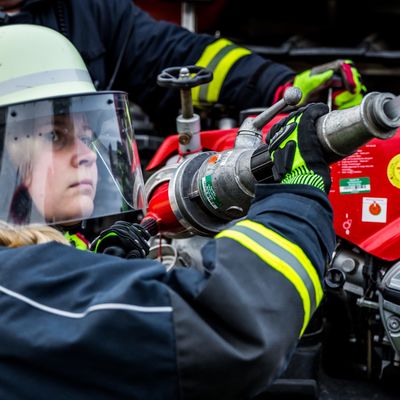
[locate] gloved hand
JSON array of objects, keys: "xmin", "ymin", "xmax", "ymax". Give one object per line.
[
  {"xmin": 90, "ymin": 221, "xmax": 150, "ymax": 259},
  {"xmin": 288, "ymin": 59, "xmax": 366, "ymax": 109},
  {"xmin": 267, "ymin": 103, "xmax": 331, "ymax": 193}
]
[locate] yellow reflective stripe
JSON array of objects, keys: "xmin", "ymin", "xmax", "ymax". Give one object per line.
[
  {"xmin": 192, "ymin": 39, "xmax": 232, "ymax": 105},
  {"xmin": 231, "ymin": 223, "xmax": 318, "ymax": 313},
  {"xmin": 238, "ymin": 220, "xmax": 323, "ymax": 306},
  {"xmin": 193, "ymin": 39, "xmax": 251, "ymax": 105},
  {"xmin": 206, "ymin": 47, "xmax": 251, "ymax": 103},
  {"xmin": 195, "ymin": 39, "xmax": 234, "ymax": 70},
  {"xmin": 216, "ymin": 229, "xmax": 310, "ymax": 336}
]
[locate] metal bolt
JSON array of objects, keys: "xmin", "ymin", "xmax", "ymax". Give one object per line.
[
  {"xmin": 179, "ymin": 133, "xmax": 191, "ymax": 145},
  {"xmin": 342, "ymin": 258, "xmax": 357, "ymax": 274},
  {"xmin": 388, "ymin": 317, "xmax": 400, "ymax": 333},
  {"xmin": 179, "ymin": 67, "xmax": 190, "ymax": 79}
]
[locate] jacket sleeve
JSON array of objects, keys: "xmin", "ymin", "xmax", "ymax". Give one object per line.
[
  {"xmin": 0, "ymin": 185, "xmax": 334, "ymax": 400},
  {"xmin": 100, "ymin": 0, "xmax": 295, "ymax": 132},
  {"xmin": 165, "ymin": 184, "xmax": 335, "ymax": 399}
]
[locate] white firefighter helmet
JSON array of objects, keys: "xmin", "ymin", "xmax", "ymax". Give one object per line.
[
  {"xmin": 0, "ymin": 24, "xmax": 96, "ymax": 107},
  {"xmin": 0, "ymin": 24, "xmax": 146, "ymax": 228}
]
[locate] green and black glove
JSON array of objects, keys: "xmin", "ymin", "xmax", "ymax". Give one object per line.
[
  {"xmin": 267, "ymin": 103, "xmax": 331, "ymax": 193},
  {"xmin": 293, "ymin": 59, "xmax": 366, "ymax": 109},
  {"xmin": 90, "ymin": 221, "xmax": 150, "ymax": 259}
]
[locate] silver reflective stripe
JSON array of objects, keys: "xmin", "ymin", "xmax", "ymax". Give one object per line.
[
  {"xmin": 0, "ymin": 284, "xmax": 173, "ymax": 318},
  {"xmin": 0, "ymin": 69, "xmax": 92, "ymax": 96},
  {"xmin": 229, "ymin": 224, "xmax": 318, "ymax": 314}
]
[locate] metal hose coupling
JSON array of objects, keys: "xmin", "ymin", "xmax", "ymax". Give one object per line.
[{"xmin": 316, "ymin": 92, "xmax": 400, "ymax": 163}]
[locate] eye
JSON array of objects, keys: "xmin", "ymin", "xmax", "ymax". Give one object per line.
[
  {"xmin": 43, "ymin": 130, "xmax": 61, "ymax": 143},
  {"xmin": 79, "ymin": 134, "xmax": 96, "ymax": 148},
  {"xmin": 41, "ymin": 129, "xmax": 69, "ymax": 150}
]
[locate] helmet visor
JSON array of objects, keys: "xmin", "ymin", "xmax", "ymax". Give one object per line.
[{"xmin": 0, "ymin": 92, "xmax": 146, "ymax": 225}]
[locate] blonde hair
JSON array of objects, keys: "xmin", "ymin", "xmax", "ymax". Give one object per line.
[{"xmin": 0, "ymin": 221, "xmax": 70, "ymax": 247}]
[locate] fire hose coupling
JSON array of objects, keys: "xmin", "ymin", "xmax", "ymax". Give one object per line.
[
  {"xmin": 316, "ymin": 92, "xmax": 400, "ymax": 162},
  {"xmin": 179, "ymin": 90, "xmax": 400, "ymax": 235},
  {"xmin": 144, "ymin": 89, "xmax": 400, "ymax": 238},
  {"xmin": 251, "ymin": 91, "xmax": 400, "ymax": 180},
  {"xmin": 367, "ymin": 92, "xmax": 400, "ymax": 132},
  {"xmin": 193, "ymin": 88, "xmax": 304, "ymax": 223}
]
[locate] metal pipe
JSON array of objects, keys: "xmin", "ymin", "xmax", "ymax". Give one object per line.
[
  {"xmin": 181, "ymin": 2, "xmax": 196, "ymax": 32},
  {"xmin": 178, "ymin": 67, "xmax": 193, "ymax": 119},
  {"xmin": 316, "ymin": 92, "xmax": 400, "ymax": 162}
]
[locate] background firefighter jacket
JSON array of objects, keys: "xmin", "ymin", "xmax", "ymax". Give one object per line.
[
  {"xmin": 0, "ymin": 184, "xmax": 335, "ymax": 400},
  {"xmin": 0, "ymin": 0, "xmax": 295, "ymax": 134}
]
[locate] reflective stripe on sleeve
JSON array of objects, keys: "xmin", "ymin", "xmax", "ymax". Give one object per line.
[
  {"xmin": 238, "ymin": 220, "xmax": 323, "ymax": 305},
  {"xmin": 0, "ymin": 284, "xmax": 172, "ymax": 318},
  {"xmin": 192, "ymin": 39, "xmax": 251, "ymax": 106},
  {"xmin": 216, "ymin": 220, "xmax": 324, "ymax": 336}
]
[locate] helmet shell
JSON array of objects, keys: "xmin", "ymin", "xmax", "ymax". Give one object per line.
[{"xmin": 0, "ymin": 24, "xmax": 96, "ymax": 106}]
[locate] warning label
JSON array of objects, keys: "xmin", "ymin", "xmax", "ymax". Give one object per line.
[
  {"xmin": 387, "ymin": 154, "xmax": 400, "ymax": 189},
  {"xmin": 339, "ymin": 177, "xmax": 371, "ymax": 194},
  {"xmin": 362, "ymin": 197, "xmax": 387, "ymax": 223},
  {"xmin": 200, "ymin": 175, "xmax": 222, "ymax": 210},
  {"xmin": 338, "ymin": 146, "xmax": 375, "ymax": 174}
]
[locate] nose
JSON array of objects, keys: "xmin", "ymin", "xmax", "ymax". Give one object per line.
[{"xmin": 71, "ymin": 138, "xmax": 97, "ymax": 168}]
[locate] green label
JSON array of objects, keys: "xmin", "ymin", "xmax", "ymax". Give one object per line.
[
  {"xmin": 200, "ymin": 175, "xmax": 222, "ymax": 209},
  {"xmin": 339, "ymin": 177, "xmax": 371, "ymax": 194}
]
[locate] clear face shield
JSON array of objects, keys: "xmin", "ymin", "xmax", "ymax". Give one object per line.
[{"xmin": 0, "ymin": 92, "xmax": 146, "ymax": 226}]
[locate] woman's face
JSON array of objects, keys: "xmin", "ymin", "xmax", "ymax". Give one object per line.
[{"xmin": 25, "ymin": 113, "xmax": 98, "ymax": 223}]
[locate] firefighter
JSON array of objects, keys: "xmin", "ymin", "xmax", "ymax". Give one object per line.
[
  {"xmin": 0, "ymin": 0, "xmax": 365, "ymax": 135},
  {"xmin": 0, "ymin": 24, "xmax": 335, "ymax": 399}
]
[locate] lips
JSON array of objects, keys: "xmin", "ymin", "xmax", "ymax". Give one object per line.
[{"xmin": 69, "ymin": 179, "xmax": 94, "ymax": 189}]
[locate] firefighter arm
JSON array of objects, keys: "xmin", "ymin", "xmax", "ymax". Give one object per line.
[
  {"xmin": 108, "ymin": 1, "xmax": 294, "ymax": 128},
  {"xmin": 167, "ymin": 184, "xmax": 335, "ymax": 399}
]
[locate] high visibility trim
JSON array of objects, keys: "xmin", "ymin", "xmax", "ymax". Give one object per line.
[
  {"xmin": 199, "ymin": 47, "xmax": 252, "ymax": 104},
  {"xmin": 216, "ymin": 228, "xmax": 311, "ymax": 336},
  {"xmin": 193, "ymin": 39, "xmax": 251, "ymax": 105},
  {"xmin": 0, "ymin": 284, "xmax": 173, "ymax": 319},
  {"xmin": 198, "ymin": 43, "xmax": 237, "ymax": 102},
  {"xmin": 93, "ymin": 232, "xmax": 117, "ymax": 253},
  {"xmin": 231, "ymin": 224, "xmax": 317, "ymax": 314},
  {"xmin": 238, "ymin": 220, "xmax": 323, "ymax": 305},
  {"xmin": 0, "ymin": 69, "xmax": 92, "ymax": 97},
  {"xmin": 64, "ymin": 232, "xmax": 90, "ymax": 250},
  {"xmin": 194, "ymin": 39, "xmax": 234, "ymax": 73}
]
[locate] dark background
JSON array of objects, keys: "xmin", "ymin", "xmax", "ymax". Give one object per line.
[{"xmin": 137, "ymin": 0, "xmax": 400, "ymax": 95}]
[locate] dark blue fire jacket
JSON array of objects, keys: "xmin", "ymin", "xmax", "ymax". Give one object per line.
[
  {"xmin": 0, "ymin": 0, "xmax": 295, "ymax": 133},
  {"xmin": 0, "ymin": 185, "xmax": 335, "ymax": 399}
]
